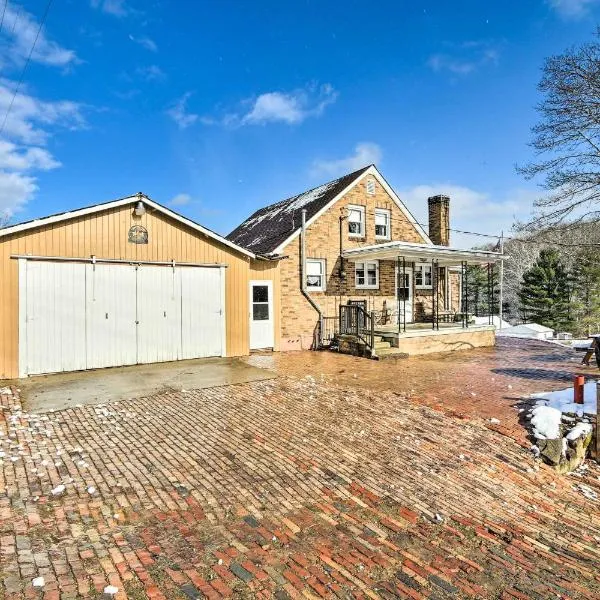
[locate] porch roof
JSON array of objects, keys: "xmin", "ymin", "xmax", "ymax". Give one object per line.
[{"xmin": 342, "ymin": 240, "xmax": 505, "ymax": 265}]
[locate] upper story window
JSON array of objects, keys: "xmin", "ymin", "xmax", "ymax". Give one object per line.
[
  {"xmin": 366, "ymin": 179, "xmax": 376, "ymax": 195},
  {"xmin": 306, "ymin": 259, "xmax": 326, "ymax": 292},
  {"xmin": 355, "ymin": 261, "xmax": 379, "ymax": 289},
  {"xmin": 375, "ymin": 208, "xmax": 390, "ymax": 240},
  {"xmin": 347, "ymin": 205, "xmax": 365, "ymax": 237},
  {"xmin": 415, "ymin": 264, "xmax": 433, "ymax": 289}
]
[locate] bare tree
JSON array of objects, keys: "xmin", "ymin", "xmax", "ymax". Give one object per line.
[{"xmin": 518, "ymin": 29, "xmax": 600, "ymax": 228}]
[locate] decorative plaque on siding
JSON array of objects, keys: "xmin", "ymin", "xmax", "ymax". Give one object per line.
[{"xmin": 128, "ymin": 225, "xmax": 148, "ymax": 244}]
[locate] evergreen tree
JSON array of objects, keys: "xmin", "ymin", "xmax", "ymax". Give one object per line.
[
  {"xmin": 570, "ymin": 248, "xmax": 600, "ymax": 335},
  {"xmin": 464, "ymin": 264, "xmax": 499, "ymax": 316},
  {"xmin": 518, "ymin": 249, "xmax": 571, "ymax": 329}
]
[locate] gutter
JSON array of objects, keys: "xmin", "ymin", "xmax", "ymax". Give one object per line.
[{"xmin": 300, "ymin": 209, "xmax": 323, "ymax": 348}]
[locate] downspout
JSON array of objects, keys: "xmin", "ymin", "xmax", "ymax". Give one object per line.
[{"xmin": 301, "ymin": 209, "xmax": 323, "ymax": 348}]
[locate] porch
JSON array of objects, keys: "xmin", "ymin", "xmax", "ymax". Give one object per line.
[{"xmin": 321, "ymin": 240, "xmax": 504, "ymax": 358}]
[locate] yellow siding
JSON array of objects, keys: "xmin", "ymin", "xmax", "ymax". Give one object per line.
[{"xmin": 0, "ymin": 202, "xmax": 280, "ymax": 379}]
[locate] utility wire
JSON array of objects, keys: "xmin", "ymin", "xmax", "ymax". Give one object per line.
[
  {"xmin": 0, "ymin": 1, "xmax": 8, "ymax": 37},
  {"xmin": 0, "ymin": 0, "xmax": 54, "ymax": 137}
]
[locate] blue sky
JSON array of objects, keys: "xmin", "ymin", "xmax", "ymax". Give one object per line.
[{"xmin": 1, "ymin": 0, "xmax": 599, "ymax": 246}]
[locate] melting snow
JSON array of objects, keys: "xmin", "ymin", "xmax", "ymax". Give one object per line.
[
  {"xmin": 531, "ymin": 382, "xmax": 597, "ymax": 417},
  {"xmin": 530, "ymin": 406, "xmax": 562, "ymax": 439}
]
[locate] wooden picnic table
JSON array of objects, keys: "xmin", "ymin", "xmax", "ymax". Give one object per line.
[{"xmin": 579, "ymin": 334, "xmax": 600, "ymax": 368}]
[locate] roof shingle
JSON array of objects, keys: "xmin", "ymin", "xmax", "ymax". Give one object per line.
[{"xmin": 226, "ymin": 166, "xmax": 371, "ymax": 255}]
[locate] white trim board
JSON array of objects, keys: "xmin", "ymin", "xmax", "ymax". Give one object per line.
[
  {"xmin": 0, "ymin": 194, "xmax": 256, "ymax": 259},
  {"xmin": 270, "ymin": 165, "xmax": 433, "ymax": 255}
]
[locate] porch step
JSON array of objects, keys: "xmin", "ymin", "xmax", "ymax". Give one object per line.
[
  {"xmin": 373, "ymin": 347, "xmax": 409, "ymax": 360},
  {"xmin": 374, "ymin": 341, "xmax": 391, "ymax": 350}
]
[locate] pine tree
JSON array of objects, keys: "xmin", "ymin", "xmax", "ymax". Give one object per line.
[
  {"xmin": 570, "ymin": 248, "xmax": 600, "ymax": 335},
  {"xmin": 518, "ymin": 249, "xmax": 571, "ymax": 329}
]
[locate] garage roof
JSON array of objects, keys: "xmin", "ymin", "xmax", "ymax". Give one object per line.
[{"xmin": 0, "ymin": 193, "xmax": 257, "ymax": 259}]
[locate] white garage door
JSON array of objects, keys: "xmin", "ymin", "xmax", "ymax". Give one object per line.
[{"xmin": 19, "ymin": 260, "xmax": 226, "ymax": 376}]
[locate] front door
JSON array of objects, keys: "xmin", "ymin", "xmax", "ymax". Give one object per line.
[
  {"xmin": 249, "ymin": 280, "xmax": 274, "ymax": 349},
  {"xmin": 396, "ymin": 266, "xmax": 414, "ymax": 324}
]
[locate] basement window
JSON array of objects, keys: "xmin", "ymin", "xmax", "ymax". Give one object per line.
[
  {"xmin": 355, "ymin": 261, "xmax": 379, "ymax": 289},
  {"xmin": 306, "ymin": 259, "xmax": 326, "ymax": 292},
  {"xmin": 415, "ymin": 264, "xmax": 432, "ymax": 289},
  {"xmin": 348, "ymin": 205, "xmax": 365, "ymax": 237}
]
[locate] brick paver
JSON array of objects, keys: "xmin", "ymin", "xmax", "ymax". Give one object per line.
[
  {"xmin": 247, "ymin": 337, "xmax": 598, "ymax": 444},
  {"xmin": 1, "ymin": 339, "xmax": 600, "ymax": 599}
]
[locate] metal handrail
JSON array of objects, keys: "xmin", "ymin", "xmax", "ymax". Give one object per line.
[{"xmin": 339, "ymin": 304, "xmax": 376, "ymax": 357}]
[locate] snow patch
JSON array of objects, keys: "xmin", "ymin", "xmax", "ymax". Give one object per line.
[
  {"xmin": 531, "ymin": 382, "xmax": 597, "ymax": 417},
  {"xmin": 530, "ymin": 406, "xmax": 562, "ymax": 439}
]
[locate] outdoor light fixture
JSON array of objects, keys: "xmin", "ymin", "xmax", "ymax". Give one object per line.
[{"xmin": 134, "ymin": 201, "xmax": 146, "ymax": 216}]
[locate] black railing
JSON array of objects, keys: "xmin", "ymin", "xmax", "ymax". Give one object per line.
[
  {"xmin": 320, "ymin": 316, "xmax": 339, "ymax": 346},
  {"xmin": 339, "ymin": 304, "xmax": 376, "ymax": 356}
]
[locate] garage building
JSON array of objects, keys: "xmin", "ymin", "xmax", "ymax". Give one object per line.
[{"xmin": 0, "ymin": 193, "xmax": 280, "ymax": 379}]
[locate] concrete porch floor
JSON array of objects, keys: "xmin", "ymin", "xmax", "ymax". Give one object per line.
[{"xmin": 8, "ymin": 357, "xmax": 276, "ymax": 413}]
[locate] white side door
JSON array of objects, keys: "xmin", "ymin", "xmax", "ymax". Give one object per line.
[
  {"xmin": 180, "ymin": 267, "xmax": 225, "ymax": 359},
  {"xmin": 249, "ymin": 280, "xmax": 274, "ymax": 350},
  {"xmin": 20, "ymin": 260, "xmax": 88, "ymax": 376},
  {"xmin": 85, "ymin": 263, "xmax": 138, "ymax": 369},
  {"xmin": 396, "ymin": 267, "xmax": 414, "ymax": 325},
  {"xmin": 137, "ymin": 265, "xmax": 182, "ymax": 364}
]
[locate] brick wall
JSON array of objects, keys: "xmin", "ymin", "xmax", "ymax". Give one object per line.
[{"xmin": 278, "ymin": 175, "xmax": 428, "ymax": 349}]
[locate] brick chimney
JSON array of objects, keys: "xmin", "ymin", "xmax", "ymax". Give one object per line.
[{"xmin": 427, "ymin": 195, "xmax": 450, "ymax": 246}]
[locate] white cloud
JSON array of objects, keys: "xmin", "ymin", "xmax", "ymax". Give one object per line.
[
  {"xmin": 311, "ymin": 143, "xmax": 382, "ymax": 178},
  {"xmin": 136, "ymin": 65, "xmax": 165, "ymax": 82},
  {"xmin": 0, "ymin": 141, "xmax": 60, "ymax": 171},
  {"xmin": 129, "ymin": 34, "xmax": 157, "ymax": 52},
  {"xmin": 547, "ymin": 0, "xmax": 599, "ymax": 19},
  {"xmin": 427, "ymin": 42, "xmax": 499, "ymax": 76},
  {"xmin": 242, "ymin": 84, "xmax": 337, "ymax": 125},
  {"xmin": 169, "ymin": 193, "xmax": 192, "ymax": 207},
  {"xmin": 166, "ymin": 93, "xmax": 198, "ymax": 129},
  {"xmin": 90, "ymin": 0, "xmax": 130, "ymax": 17},
  {"xmin": 398, "ymin": 184, "xmax": 540, "ymax": 248},
  {"xmin": 0, "ymin": 171, "xmax": 37, "ymax": 221},
  {"xmin": 201, "ymin": 83, "xmax": 337, "ymax": 127},
  {"xmin": 0, "ymin": 80, "xmax": 86, "ymax": 145},
  {"xmin": 0, "ymin": 4, "xmax": 77, "ymax": 68},
  {"xmin": 0, "ymin": 81, "xmax": 84, "ymax": 220}
]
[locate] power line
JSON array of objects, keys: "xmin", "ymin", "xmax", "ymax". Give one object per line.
[
  {"xmin": 0, "ymin": 1, "xmax": 8, "ymax": 37},
  {"xmin": 0, "ymin": 0, "xmax": 54, "ymax": 138}
]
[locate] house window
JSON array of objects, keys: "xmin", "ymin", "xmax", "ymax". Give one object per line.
[
  {"xmin": 306, "ymin": 259, "xmax": 326, "ymax": 291},
  {"xmin": 415, "ymin": 264, "xmax": 433, "ymax": 289},
  {"xmin": 355, "ymin": 261, "xmax": 379, "ymax": 289},
  {"xmin": 375, "ymin": 208, "xmax": 390, "ymax": 239},
  {"xmin": 366, "ymin": 179, "xmax": 376, "ymax": 195},
  {"xmin": 348, "ymin": 205, "xmax": 365, "ymax": 237}
]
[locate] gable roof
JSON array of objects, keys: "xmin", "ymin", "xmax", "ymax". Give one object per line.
[
  {"xmin": 227, "ymin": 165, "xmax": 431, "ymax": 255},
  {"xmin": 0, "ymin": 193, "xmax": 256, "ymax": 259}
]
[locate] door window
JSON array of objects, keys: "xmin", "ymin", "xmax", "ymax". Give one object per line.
[{"xmin": 252, "ymin": 285, "xmax": 269, "ymax": 320}]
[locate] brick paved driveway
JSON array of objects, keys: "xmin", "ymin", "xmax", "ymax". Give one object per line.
[
  {"xmin": 247, "ymin": 337, "xmax": 598, "ymax": 445},
  {"xmin": 1, "ymin": 339, "xmax": 600, "ymax": 599}
]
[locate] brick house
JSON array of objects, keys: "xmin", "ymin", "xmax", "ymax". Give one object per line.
[{"xmin": 228, "ymin": 165, "xmax": 502, "ymax": 353}]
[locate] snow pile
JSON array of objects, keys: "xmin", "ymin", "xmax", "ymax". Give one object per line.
[
  {"xmin": 530, "ymin": 406, "xmax": 562, "ymax": 439},
  {"xmin": 527, "ymin": 381, "xmax": 596, "ymax": 472},
  {"xmin": 473, "ymin": 316, "xmax": 511, "ymax": 330}
]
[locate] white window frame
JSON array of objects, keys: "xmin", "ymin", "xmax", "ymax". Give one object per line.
[
  {"xmin": 305, "ymin": 259, "xmax": 326, "ymax": 292},
  {"xmin": 366, "ymin": 179, "xmax": 376, "ymax": 195},
  {"xmin": 347, "ymin": 204, "xmax": 365, "ymax": 237},
  {"xmin": 355, "ymin": 260, "xmax": 379, "ymax": 289},
  {"xmin": 374, "ymin": 208, "xmax": 391, "ymax": 240},
  {"xmin": 414, "ymin": 264, "xmax": 433, "ymax": 289}
]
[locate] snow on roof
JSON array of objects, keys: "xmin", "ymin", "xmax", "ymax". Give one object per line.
[{"xmin": 226, "ymin": 166, "xmax": 371, "ymax": 255}]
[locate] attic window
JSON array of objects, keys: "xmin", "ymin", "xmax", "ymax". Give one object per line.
[
  {"xmin": 348, "ymin": 205, "xmax": 365, "ymax": 237},
  {"xmin": 366, "ymin": 179, "xmax": 376, "ymax": 195}
]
